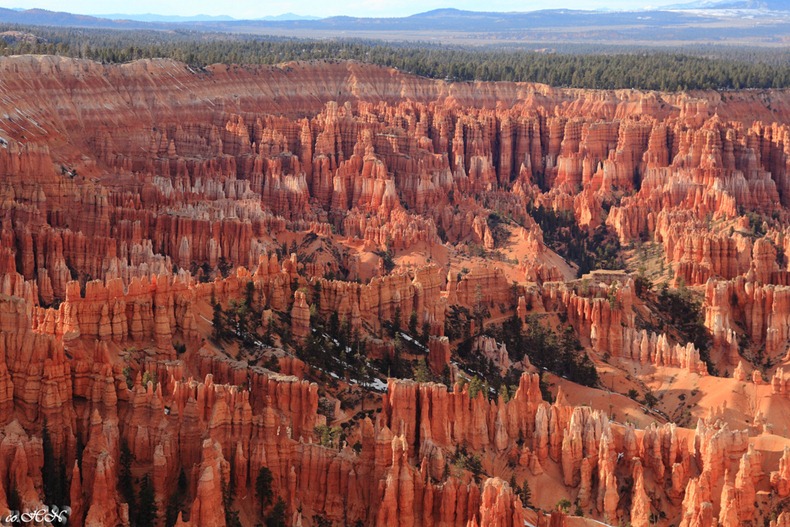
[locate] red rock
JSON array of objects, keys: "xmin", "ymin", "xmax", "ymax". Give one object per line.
[
  {"xmin": 630, "ymin": 459, "xmax": 651, "ymax": 527},
  {"xmin": 473, "ymin": 478, "xmax": 529, "ymax": 527},
  {"xmin": 771, "ymin": 447, "xmax": 790, "ymax": 497},
  {"xmin": 84, "ymin": 452, "xmax": 130, "ymax": 527},
  {"xmin": 178, "ymin": 440, "xmax": 228, "ymax": 527},
  {"xmin": 2, "ymin": 54, "xmax": 790, "ymax": 527},
  {"xmin": 427, "ymin": 336, "xmax": 450, "ymax": 377},
  {"xmin": 290, "ymin": 290, "xmax": 311, "ymax": 342}
]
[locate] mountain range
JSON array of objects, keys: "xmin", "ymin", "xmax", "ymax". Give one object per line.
[
  {"xmin": 0, "ymin": 4, "xmax": 788, "ymax": 44},
  {"xmin": 91, "ymin": 12, "xmax": 319, "ymax": 22},
  {"xmin": 664, "ymin": 0, "xmax": 789, "ymax": 8}
]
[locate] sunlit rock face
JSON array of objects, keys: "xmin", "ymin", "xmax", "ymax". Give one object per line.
[{"xmin": 2, "ymin": 55, "xmax": 790, "ymax": 527}]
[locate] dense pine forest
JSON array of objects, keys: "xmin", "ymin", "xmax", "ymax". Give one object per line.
[{"xmin": 1, "ymin": 25, "xmax": 789, "ymax": 90}]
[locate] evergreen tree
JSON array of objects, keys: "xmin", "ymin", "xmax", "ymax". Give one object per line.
[
  {"xmin": 221, "ymin": 471, "xmax": 242, "ymax": 527},
  {"xmin": 200, "ymin": 262, "xmax": 212, "ymax": 282},
  {"xmin": 236, "ymin": 302, "xmax": 251, "ymax": 342},
  {"xmin": 408, "ymin": 311, "xmax": 418, "ymax": 336},
  {"xmin": 413, "ymin": 358, "xmax": 431, "ymax": 383},
  {"xmin": 468, "ymin": 376, "xmax": 484, "ymax": 399},
  {"xmin": 76, "ymin": 434, "xmax": 84, "ymax": 472},
  {"xmin": 312, "ymin": 515, "xmax": 333, "ymax": 527},
  {"xmin": 41, "ymin": 420, "xmax": 67, "ymax": 515},
  {"xmin": 391, "ymin": 307, "xmax": 402, "ymax": 337},
  {"xmin": 312, "ymin": 281, "xmax": 323, "ymax": 321},
  {"xmin": 118, "ymin": 440, "xmax": 137, "ymax": 521},
  {"xmin": 328, "ymin": 311, "xmax": 340, "ymax": 340},
  {"xmin": 137, "ymin": 474, "xmax": 157, "ymax": 527},
  {"xmin": 420, "ymin": 320, "xmax": 431, "ymax": 345},
  {"xmin": 218, "ymin": 256, "xmax": 232, "ymax": 278},
  {"xmin": 244, "ymin": 280, "xmax": 255, "ymax": 308},
  {"xmin": 212, "ymin": 301, "xmax": 224, "ymax": 341},
  {"xmin": 472, "ymin": 284, "xmax": 489, "ymax": 334},
  {"xmin": 224, "ymin": 300, "xmax": 239, "ymax": 338},
  {"xmin": 510, "ymin": 476, "xmax": 531, "ymax": 507},
  {"xmin": 165, "ymin": 469, "xmax": 188, "ymax": 527},
  {"xmin": 266, "ymin": 498, "xmax": 287, "ymax": 527},
  {"xmin": 255, "ymin": 467, "xmax": 274, "ymax": 516},
  {"xmin": 1, "ymin": 27, "xmax": 789, "ymax": 91}
]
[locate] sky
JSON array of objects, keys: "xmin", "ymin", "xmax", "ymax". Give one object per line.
[{"xmin": 0, "ymin": 0, "xmax": 679, "ymax": 19}]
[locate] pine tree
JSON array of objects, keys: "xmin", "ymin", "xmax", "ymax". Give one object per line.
[
  {"xmin": 224, "ymin": 301, "xmax": 239, "ymax": 338},
  {"xmin": 137, "ymin": 474, "xmax": 157, "ymax": 527},
  {"xmin": 413, "ymin": 358, "xmax": 431, "ymax": 383},
  {"xmin": 408, "ymin": 311, "xmax": 418, "ymax": 336},
  {"xmin": 312, "ymin": 281, "xmax": 322, "ymax": 317},
  {"xmin": 244, "ymin": 280, "xmax": 255, "ymax": 308},
  {"xmin": 118, "ymin": 440, "xmax": 137, "ymax": 521},
  {"xmin": 328, "ymin": 311, "xmax": 340, "ymax": 339},
  {"xmin": 517, "ymin": 479, "xmax": 531, "ymax": 507},
  {"xmin": 420, "ymin": 320, "xmax": 431, "ymax": 345},
  {"xmin": 218, "ymin": 256, "xmax": 232, "ymax": 278},
  {"xmin": 266, "ymin": 498, "xmax": 287, "ymax": 527},
  {"xmin": 221, "ymin": 471, "xmax": 242, "ymax": 527},
  {"xmin": 468, "ymin": 376, "xmax": 484, "ymax": 399},
  {"xmin": 255, "ymin": 467, "xmax": 274, "ymax": 516},
  {"xmin": 165, "ymin": 469, "xmax": 188, "ymax": 527},
  {"xmin": 312, "ymin": 515, "xmax": 333, "ymax": 527},
  {"xmin": 391, "ymin": 306, "xmax": 402, "ymax": 337},
  {"xmin": 212, "ymin": 301, "xmax": 224, "ymax": 341},
  {"xmin": 42, "ymin": 420, "xmax": 67, "ymax": 514}
]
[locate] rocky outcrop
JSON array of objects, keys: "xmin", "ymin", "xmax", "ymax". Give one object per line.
[
  {"xmin": 771, "ymin": 447, "xmax": 790, "ymax": 497},
  {"xmin": 3, "ymin": 54, "xmax": 790, "ymax": 527},
  {"xmin": 473, "ymin": 336, "xmax": 511, "ymax": 375},
  {"xmin": 290, "ymin": 290, "xmax": 311, "ymax": 342},
  {"xmin": 621, "ymin": 328, "xmax": 709, "ymax": 374},
  {"xmin": 473, "ymin": 478, "xmax": 529, "ymax": 527},
  {"xmin": 427, "ymin": 336, "xmax": 451, "ymax": 377},
  {"xmin": 315, "ymin": 266, "xmax": 445, "ymax": 334},
  {"xmin": 705, "ymin": 275, "xmax": 790, "ymax": 362},
  {"xmin": 176, "ymin": 439, "xmax": 228, "ymax": 527},
  {"xmin": 382, "ymin": 373, "xmax": 544, "ymax": 457}
]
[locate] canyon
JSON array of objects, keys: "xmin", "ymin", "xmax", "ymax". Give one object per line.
[{"xmin": 1, "ymin": 55, "xmax": 790, "ymax": 527}]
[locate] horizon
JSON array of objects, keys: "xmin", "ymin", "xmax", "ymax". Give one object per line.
[{"xmin": 0, "ymin": 1, "xmax": 687, "ymax": 19}]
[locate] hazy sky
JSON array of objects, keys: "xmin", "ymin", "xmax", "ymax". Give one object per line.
[{"xmin": 1, "ymin": 0, "xmax": 679, "ymax": 18}]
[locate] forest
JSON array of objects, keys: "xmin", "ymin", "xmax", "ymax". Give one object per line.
[{"xmin": 1, "ymin": 24, "xmax": 790, "ymax": 91}]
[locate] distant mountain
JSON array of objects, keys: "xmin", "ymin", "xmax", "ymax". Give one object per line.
[
  {"xmin": 665, "ymin": 0, "xmax": 789, "ymax": 9},
  {"xmin": 91, "ymin": 12, "xmax": 320, "ymax": 22},
  {"xmin": 94, "ymin": 13, "xmax": 236, "ymax": 22},
  {"xmin": 0, "ymin": 8, "xmax": 323, "ymax": 27},
  {"xmin": 0, "ymin": 6, "xmax": 788, "ymax": 44},
  {"xmin": 0, "ymin": 7, "xmax": 153, "ymax": 28},
  {"xmin": 258, "ymin": 13, "xmax": 320, "ymax": 21},
  {"xmin": 299, "ymin": 8, "xmax": 712, "ymax": 32}
]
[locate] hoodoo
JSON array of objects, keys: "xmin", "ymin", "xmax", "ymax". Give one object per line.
[{"xmin": 1, "ymin": 50, "xmax": 790, "ymax": 527}]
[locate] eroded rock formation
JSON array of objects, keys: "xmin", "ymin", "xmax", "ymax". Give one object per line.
[{"xmin": 2, "ymin": 55, "xmax": 790, "ymax": 527}]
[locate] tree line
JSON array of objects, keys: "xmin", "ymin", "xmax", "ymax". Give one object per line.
[{"xmin": 1, "ymin": 25, "xmax": 790, "ymax": 90}]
